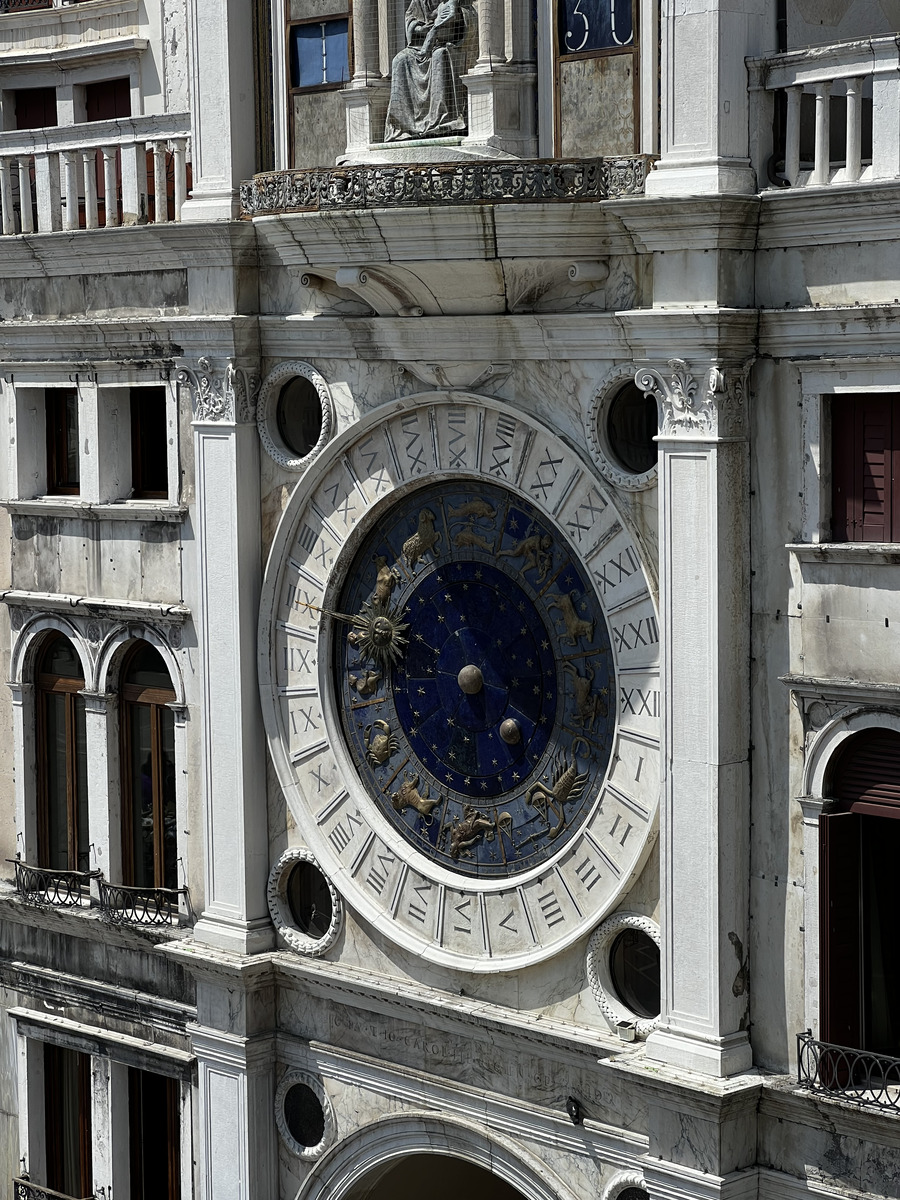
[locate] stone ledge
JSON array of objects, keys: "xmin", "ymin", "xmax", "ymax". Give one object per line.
[{"xmin": 241, "ymin": 156, "xmax": 653, "ymax": 216}]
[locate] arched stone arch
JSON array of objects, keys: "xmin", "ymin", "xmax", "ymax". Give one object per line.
[
  {"xmin": 10, "ymin": 612, "xmax": 92, "ymax": 688},
  {"xmin": 96, "ymin": 625, "xmax": 186, "ymax": 705},
  {"xmin": 296, "ymin": 1112, "xmax": 578, "ymax": 1200},
  {"xmin": 802, "ymin": 706, "xmax": 900, "ymax": 799}
]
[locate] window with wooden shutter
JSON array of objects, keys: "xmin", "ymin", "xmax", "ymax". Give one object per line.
[{"xmin": 831, "ymin": 394, "xmax": 900, "ymax": 542}]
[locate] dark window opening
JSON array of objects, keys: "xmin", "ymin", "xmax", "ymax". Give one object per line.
[
  {"xmin": 36, "ymin": 633, "xmax": 89, "ymax": 873},
  {"xmin": 831, "ymin": 394, "xmax": 900, "ymax": 543},
  {"xmin": 129, "ymin": 1067, "xmax": 181, "ymax": 1200},
  {"xmin": 277, "ymin": 375, "xmax": 323, "ymax": 457},
  {"xmin": 46, "ymin": 389, "xmax": 80, "ymax": 495},
  {"xmin": 283, "ymin": 1082, "xmax": 325, "ymax": 1147},
  {"xmin": 84, "ymin": 77, "xmax": 131, "ymax": 122},
  {"xmin": 121, "ymin": 642, "xmax": 177, "ymax": 891},
  {"xmin": 609, "ymin": 927, "xmax": 660, "ymax": 1019},
  {"xmin": 289, "ymin": 18, "xmax": 350, "ymax": 91},
  {"xmin": 131, "ymin": 387, "xmax": 169, "ymax": 499},
  {"xmin": 44, "ymin": 1043, "xmax": 92, "ymax": 1200},
  {"xmin": 821, "ymin": 729, "xmax": 900, "ymax": 1058},
  {"xmin": 14, "ymin": 85, "xmax": 57, "ymax": 130},
  {"xmin": 286, "ymin": 860, "xmax": 333, "ymax": 938},
  {"xmin": 606, "ymin": 381, "xmax": 657, "ymax": 475}
]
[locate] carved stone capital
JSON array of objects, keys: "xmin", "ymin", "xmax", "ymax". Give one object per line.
[
  {"xmin": 635, "ymin": 358, "xmax": 749, "ymax": 440},
  {"xmin": 177, "ymin": 357, "xmax": 260, "ymax": 424}
]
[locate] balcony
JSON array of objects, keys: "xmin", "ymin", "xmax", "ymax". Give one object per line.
[
  {"xmin": 749, "ymin": 36, "xmax": 900, "ymax": 189},
  {"xmin": 13, "ymin": 1178, "xmax": 93, "ymax": 1200},
  {"xmin": 98, "ymin": 879, "xmax": 190, "ymax": 926},
  {"xmin": 0, "ymin": 113, "xmax": 190, "ymax": 235},
  {"xmin": 241, "ymin": 155, "xmax": 652, "ymax": 217},
  {"xmin": 9, "ymin": 859, "xmax": 189, "ymax": 926},
  {"xmin": 798, "ymin": 1030, "xmax": 900, "ymax": 1112},
  {"xmin": 10, "ymin": 860, "xmax": 96, "ymax": 908}
]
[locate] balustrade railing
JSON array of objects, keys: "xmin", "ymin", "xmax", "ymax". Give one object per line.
[
  {"xmin": 797, "ymin": 1030, "xmax": 900, "ymax": 1111},
  {"xmin": 749, "ymin": 37, "xmax": 900, "ymax": 189},
  {"xmin": 13, "ymin": 1177, "xmax": 93, "ymax": 1200},
  {"xmin": 98, "ymin": 879, "xmax": 188, "ymax": 926},
  {"xmin": 0, "ymin": 114, "xmax": 190, "ymax": 235},
  {"xmin": 9, "ymin": 860, "xmax": 96, "ymax": 908}
]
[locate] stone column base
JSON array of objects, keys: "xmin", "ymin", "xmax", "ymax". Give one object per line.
[
  {"xmin": 461, "ymin": 66, "xmax": 537, "ymax": 158},
  {"xmin": 645, "ymin": 1026, "xmax": 754, "ymax": 1078},
  {"xmin": 645, "ymin": 157, "xmax": 758, "ymax": 197},
  {"xmin": 343, "ymin": 80, "xmax": 392, "ymax": 154}
]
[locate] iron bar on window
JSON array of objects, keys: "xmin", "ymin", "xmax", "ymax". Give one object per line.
[
  {"xmin": 9, "ymin": 860, "xmax": 97, "ymax": 908},
  {"xmin": 797, "ymin": 1030, "xmax": 900, "ymax": 1111},
  {"xmin": 98, "ymin": 879, "xmax": 188, "ymax": 925}
]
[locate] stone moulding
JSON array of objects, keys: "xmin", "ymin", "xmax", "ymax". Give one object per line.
[{"xmin": 240, "ymin": 156, "xmax": 652, "ymax": 216}]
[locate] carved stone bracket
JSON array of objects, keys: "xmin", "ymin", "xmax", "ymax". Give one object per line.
[
  {"xmin": 177, "ymin": 357, "xmax": 261, "ymax": 424},
  {"xmin": 635, "ymin": 358, "xmax": 749, "ymax": 440}
]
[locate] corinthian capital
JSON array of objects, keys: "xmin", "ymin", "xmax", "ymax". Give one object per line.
[
  {"xmin": 635, "ymin": 359, "xmax": 749, "ymax": 440},
  {"xmin": 177, "ymin": 357, "xmax": 260, "ymax": 424}
]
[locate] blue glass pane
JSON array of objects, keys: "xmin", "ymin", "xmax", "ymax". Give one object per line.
[
  {"xmin": 291, "ymin": 24, "xmax": 326, "ymax": 88},
  {"xmin": 557, "ymin": 0, "xmax": 633, "ymax": 55},
  {"xmin": 324, "ymin": 19, "xmax": 349, "ymax": 84}
]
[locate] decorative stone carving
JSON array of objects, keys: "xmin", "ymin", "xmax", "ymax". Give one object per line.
[
  {"xmin": 601, "ymin": 1170, "xmax": 649, "ymax": 1200},
  {"xmin": 634, "ymin": 359, "xmax": 748, "ymax": 439},
  {"xmin": 274, "ymin": 1069, "xmax": 336, "ymax": 1160},
  {"xmin": 586, "ymin": 911, "xmax": 661, "ymax": 1039},
  {"xmin": 177, "ymin": 357, "xmax": 260, "ymax": 424},
  {"xmin": 384, "ymin": 0, "xmax": 475, "ymax": 141},
  {"xmin": 240, "ymin": 157, "xmax": 652, "ymax": 216},
  {"xmin": 267, "ymin": 847, "xmax": 343, "ymax": 957},
  {"xmin": 256, "ymin": 361, "xmax": 335, "ymax": 472}
]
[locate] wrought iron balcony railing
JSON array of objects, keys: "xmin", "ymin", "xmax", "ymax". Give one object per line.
[
  {"xmin": 241, "ymin": 155, "xmax": 652, "ymax": 217},
  {"xmin": 13, "ymin": 1175, "xmax": 93, "ymax": 1200},
  {"xmin": 98, "ymin": 879, "xmax": 188, "ymax": 926},
  {"xmin": 797, "ymin": 1029, "xmax": 900, "ymax": 1111},
  {"xmin": 9, "ymin": 860, "xmax": 97, "ymax": 908}
]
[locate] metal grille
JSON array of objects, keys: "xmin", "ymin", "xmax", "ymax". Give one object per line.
[
  {"xmin": 241, "ymin": 155, "xmax": 652, "ymax": 216},
  {"xmin": 0, "ymin": 1, "xmax": 53, "ymax": 11},
  {"xmin": 9, "ymin": 860, "xmax": 95, "ymax": 908},
  {"xmin": 13, "ymin": 1177, "xmax": 93, "ymax": 1200},
  {"xmin": 98, "ymin": 879, "xmax": 188, "ymax": 926},
  {"xmin": 797, "ymin": 1030, "xmax": 900, "ymax": 1111}
]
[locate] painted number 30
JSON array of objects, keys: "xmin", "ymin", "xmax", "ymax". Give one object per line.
[{"xmin": 565, "ymin": 0, "xmax": 630, "ymax": 53}]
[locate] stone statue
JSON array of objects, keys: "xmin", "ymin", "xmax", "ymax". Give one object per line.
[{"xmin": 384, "ymin": 0, "xmax": 475, "ymax": 142}]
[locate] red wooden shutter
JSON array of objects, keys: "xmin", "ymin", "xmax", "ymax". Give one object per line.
[
  {"xmin": 832, "ymin": 395, "xmax": 900, "ymax": 542},
  {"xmin": 832, "ymin": 728, "xmax": 900, "ymax": 808},
  {"xmin": 860, "ymin": 396, "xmax": 890, "ymax": 541},
  {"xmin": 819, "ymin": 811, "xmax": 861, "ymax": 1049}
]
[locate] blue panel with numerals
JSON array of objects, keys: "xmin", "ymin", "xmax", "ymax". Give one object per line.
[
  {"xmin": 335, "ymin": 481, "xmax": 616, "ymax": 879},
  {"xmin": 557, "ymin": 0, "xmax": 633, "ymax": 56}
]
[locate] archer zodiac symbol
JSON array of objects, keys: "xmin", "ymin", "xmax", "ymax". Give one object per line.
[
  {"xmin": 446, "ymin": 805, "xmax": 513, "ymax": 859},
  {"xmin": 498, "ymin": 525, "xmax": 553, "ymax": 582},
  {"xmin": 563, "ymin": 661, "xmax": 607, "ymax": 729},
  {"xmin": 526, "ymin": 757, "xmax": 588, "ymax": 840}
]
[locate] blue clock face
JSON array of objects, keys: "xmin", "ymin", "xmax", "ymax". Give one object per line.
[{"xmin": 335, "ymin": 480, "xmax": 616, "ymax": 879}]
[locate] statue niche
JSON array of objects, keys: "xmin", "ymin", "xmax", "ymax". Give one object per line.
[{"xmin": 384, "ymin": 0, "xmax": 476, "ymax": 141}]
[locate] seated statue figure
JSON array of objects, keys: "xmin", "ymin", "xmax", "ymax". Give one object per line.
[{"xmin": 384, "ymin": 0, "xmax": 475, "ymax": 141}]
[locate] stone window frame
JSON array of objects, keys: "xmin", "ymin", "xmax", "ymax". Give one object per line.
[
  {"xmin": 267, "ymin": 847, "xmax": 343, "ymax": 956},
  {"xmin": 274, "ymin": 1068, "xmax": 336, "ymax": 1161},
  {"xmin": 256, "ymin": 360, "xmax": 335, "ymax": 473},
  {"xmin": 586, "ymin": 365, "xmax": 659, "ymax": 492},
  {"xmin": 586, "ymin": 910, "xmax": 661, "ymax": 1039}
]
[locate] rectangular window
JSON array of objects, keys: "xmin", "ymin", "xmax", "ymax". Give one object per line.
[
  {"xmin": 130, "ymin": 387, "xmax": 169, "ymax": 499},
  {"xmin": 85, "ymin": 77, "xmax": 131, "ymax": 122},
  {"xmin": 289, "ymin": 17, "xmax": 350, "ymax": 90},
  {"xmin": 129, "ymin": 1067, "xmax": 181, "ymax": 1200},
  {"xmin": 44, "ymin": 1043, "xmax": 93, "ymax": 1200},
  {"xmin": 14, "ymin": 85, "xmax": 57, "ymax": 130},
  {"xmin": 831, "ymin": 394, "xmax": 900, "ymax": 542},
  {"xmin": 554, "ymin": 0, "xmax": 637, "ymax": 156},
  {"xmin": 46, "ymin": 389, "xmax": 80, "ymax": 496}
]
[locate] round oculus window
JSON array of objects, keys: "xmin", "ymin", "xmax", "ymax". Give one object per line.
[
  {"xmin": 609, "ymin": 927, "xmax": 660, "ymax": 1019},
  {"xmin": 277, "ymin": 376, "xmax": 324, "ymax": 459},
  {"xmin": 606, "ymin": 382, "xmax": 658, "ymax": 476},
  {"xmin": 283, "ymin": 1083, "xmax": 326, "ymax": 1147},
  {"xmin": 286, "ymin": 859, "xmax": 334, "ymax": 940}
]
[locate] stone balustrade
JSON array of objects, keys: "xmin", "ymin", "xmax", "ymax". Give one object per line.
[
  {"xmin": 749, "ymin": 36, "xmax": 900, "ymax": 189},
  {"xmin": 0, "ymin": 113, "xmax": 190, "ymax": 235}
]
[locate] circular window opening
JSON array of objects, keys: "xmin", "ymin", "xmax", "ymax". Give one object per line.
[
  {"xmin": 286, "ymin": 860, "xmax": 333, "ymax": 939},
  {"xmin": 277, "ymin": 376, "xmax": 323, "ymax": 459},
  {"xmin": 606, "ymin": 383, "xmax": 657, "ymax": 475},
  {"xmin": 610, "ymin": 928, "xmax": 660, "ymax": 1019},
  {"xmin": 283, "ymin": 1083, "xmax": 326, "ymax": 1148},
  {"xmin": 618, "ymin": 1190, "xmax": 650, "ymax": 1200}
]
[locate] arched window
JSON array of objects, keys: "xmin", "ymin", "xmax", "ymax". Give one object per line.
[
  {"xmin": 36, "ymin": 633, "xmax": 89, "ymax": 872},
  {"xmin": 820, "ymin": 727, "xmax": 900, "ymax": 1055},
  {"xmin": 121, "ymin": 642, "xmax": 177, "ymax": 891}
]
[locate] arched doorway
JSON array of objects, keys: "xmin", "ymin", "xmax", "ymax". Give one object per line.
[
  {"xmin": 821, "ymin": 727, "xmax": 900, "ymax": 1054},
  {"xmin": 343, "ymin": 1154, "xmax": 528, "ymax": 1200}
]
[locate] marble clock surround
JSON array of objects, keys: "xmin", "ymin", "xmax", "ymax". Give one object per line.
[{"xmin": 259, "ymin": 391, "xmax": 661, "ymax": 972}]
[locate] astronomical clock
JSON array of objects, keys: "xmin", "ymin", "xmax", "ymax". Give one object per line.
[{"xmin": 259, "ymin": 394, "xmax": 660, "ymax": 972}]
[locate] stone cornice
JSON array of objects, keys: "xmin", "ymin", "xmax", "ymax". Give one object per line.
[
  {"xmin": 604, "ymin": 195, "xmax": 761, "ymax": 253},
  {"xmin": 759, "ymin": 305, "xmax": 900, "ymax": 359},
  {"xmin": 758, "ymin": 181, "xmax": 900, "ymax": 249}
]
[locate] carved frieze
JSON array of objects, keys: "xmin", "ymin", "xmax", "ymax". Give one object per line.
[
  {"xmin": 635, "ymin": 359, "xmax": 748, "ymax": 439},
  {"xmin": 177, "ymin": 357, "xmax": 260, "ymax": 424}
]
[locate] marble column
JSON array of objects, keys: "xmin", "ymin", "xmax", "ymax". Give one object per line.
[
  {"xmin": 461, "ymin": 0, "xmax": 536, "ymax": 156},
  {"xmin": 636, "ymin": 359, "xmax": 753, "ymax": 1078},
  {"xmin": 647, "ymin": 0, "xmax": 775, "ymax": 196},
  {"xmin": 179, "ymin": 359, "xmax": 273, "ymax": 955},
  {"xmin": 343, "ymin": 0, "xmax": 389, "ymax": 154},
  {"xmin": 82, "ymin": 691, "xmax": 121, "ymax": 884},
  {"xmin": 181, "ymin": 0, "xmax": 257, "ymax": 219}
]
